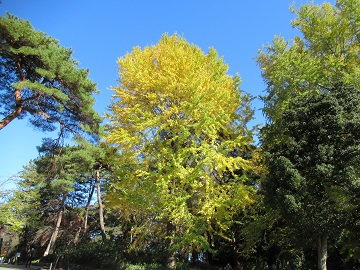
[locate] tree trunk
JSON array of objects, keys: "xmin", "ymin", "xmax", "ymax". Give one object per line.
[
  {"xmin": 96, "ymin": 168, "xmax": 106, "ymax": 242},
  {"xmin": 73, "ymin": 224, "xmax": 81, "ymax": 244},
  {"xmin": 232, "ymin": 234, "xmax": 243, "ymax": 270},
  {"xmin": 84, "ymin": 178, "xmax": 95, "ymax": 232},
  {"xmin": 234, "ymin": 257, "xmax": 244, "ymax": 270},
  {"xmin": 191, "ymin": 250, "xmax": 198, "ymax": 267},
  {"xmin": 0, "ymin": 105, "xmax": 23, "ymax": 130},
  {"xmin": 167, "ymin": 251, "xmax": 176, "ymax": 269},
  {"xmin": 165, "ymin": 222, "xmax": 176, "ymax": 269},
  {"xmin": 0, "ymin": 87, "xmax": 23, "ymax": 130},
  {"xmin": 43, "ymin": 195, "xmax": 66, "ymax": 256},
  {"xmin": 0, "ymin": 61, "xmax": 26, "ymax": 130},
  {"xmin": 318, "ymin": 235, "xmax": 327, "ymax": 270}
]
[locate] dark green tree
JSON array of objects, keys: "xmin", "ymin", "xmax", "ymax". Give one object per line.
[
  {"xmin": 3, "ymin": 140, "xmax": 106, "ymax": 258},
  {"xmin": 0, "ymin": 14, "xmax": 100, "ymax": 135},
  {"xmin": 262, "ymin": 84, "xmax": 360, "ymax": 270}
]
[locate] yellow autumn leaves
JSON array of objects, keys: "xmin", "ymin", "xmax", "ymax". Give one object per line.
[
  {"xmin": 108, "ymin": 34, "xmax": 238, "ymax": 144},
  {"xmin": 106, "ymin": 34, "xmax": 256, "ymax": 251}
]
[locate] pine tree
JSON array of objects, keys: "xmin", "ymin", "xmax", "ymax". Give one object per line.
[{"xmin": 0, "ymin": 14, "xmax": 100, "ymax": 136}]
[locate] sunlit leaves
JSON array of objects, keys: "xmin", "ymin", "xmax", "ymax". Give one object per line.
[
  {"xmin": 257, "ymin": 0, "xmax": 360, "ymax": 126},
  {"xmin": 106, "ymin": 34, "xmax": 255, "ymax": 252}
]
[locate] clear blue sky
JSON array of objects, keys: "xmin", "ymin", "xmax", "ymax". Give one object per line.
[{"xmin": 0, "ymin": 0, "xmax": 334, "ymax": 188}]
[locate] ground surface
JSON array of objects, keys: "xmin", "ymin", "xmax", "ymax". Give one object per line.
[{"xmin": 0, "ymin": 264, "xmax": 38, "ymax": 270}]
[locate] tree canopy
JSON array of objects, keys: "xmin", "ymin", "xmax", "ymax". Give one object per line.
[
  {"xmin": 262, "ymin": 84, "xmax": 360, "ymax": 270},
  {"xmin": 106, "ymin": 34, "xmax": 256, "ymax": 264},
  {"xmin": 257, "ymin": 0, "xmax": 360, "ymax": 127}
]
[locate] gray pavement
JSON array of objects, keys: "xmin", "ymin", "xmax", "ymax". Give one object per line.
[{"xmin": 0, "ymin": 264, "xmax": 39, "ymax": 270}]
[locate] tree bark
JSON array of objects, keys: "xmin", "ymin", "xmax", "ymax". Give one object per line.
[
  {"xmin": 167, "ymin": 250, "xmax": 176, "ymax": 269},
  {"xmin": 0, "ymin": 61, "xmax": 26, "ymax": 130},
  {"xmin": 43, "ymin": 195, "xmax": 67, "ymax": 257},
  {"xmin": 0, "ymin": 86, "xmax": 23, "ymax": 130},
  {"xmin": 73, "ymin": 223, "xmax": 81, "ymax": 245},
  {"xmin": 0, "ymin": 105, "xmax": 23, "ymax": 130},
  {"xmin": 84, "ymin": 178, "xmax": 95, "ymax": 233},
  {"xmin": 318, "ymin": 235, "xmax": 327, "ymax": 270},
  {"xmin": 96, "ymin": 168, "xmax": 106, "ymax": 242},
  {"xmin": 191, "ymin": 250, "xmax": 198, "ymax": 267},
  {"xmin": 165, "ymin": 222, "xmax": 176, "ymax": 269}
]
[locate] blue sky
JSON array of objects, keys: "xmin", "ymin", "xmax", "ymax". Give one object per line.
[{"xmin": 0, "ymin": 0, "xmax": 334, "ymax": 188}]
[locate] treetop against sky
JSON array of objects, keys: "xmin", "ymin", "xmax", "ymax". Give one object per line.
[{"xmin": 0, "ymin": 0, "xmax": 335, "ymax": 186}]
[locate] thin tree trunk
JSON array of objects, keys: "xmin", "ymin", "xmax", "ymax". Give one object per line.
[
  {"xmin": 234, "ymin": 250, "xmax": 244, "ymax": 270},
  {"xmin": 44, "ymin": 195, "xmax": 67, "ymax": 257},
  {"xmin": 96, "ymin": 168, "xmax": 106, "ymax": 242},
  {"xmin": 74, "ymin": 179, "xmax": 95, "ymax": 244},
  {"xmin": 165, "ymin": 221, "xmax": 176, "ymax": 269},
  {"xmin": 167, "ymin": 249, "xmax": 176, "ymax": 269},
  {"xmin": 191, "ymin": 250, "xmax": 198, "ymax": 267},
  {"xmin": 73, "ymin": 226, "xmax": 81, "ymax": 245},
  {"xmin": 84, "ymin": 178, "xmax": 95, "ymax": 232},
  {"xmin": 165, "ymin": 168, "xmax": 177, "ymax": 269},
  {"xmin": 317, "ymin": 235, "xmax": 327, "ymax": 270},
  {"xmin": 53, "ymin": 255, "xmax": 60, "ymax": 270}
]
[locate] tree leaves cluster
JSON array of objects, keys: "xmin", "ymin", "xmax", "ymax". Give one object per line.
[{"xmin": 106, "ymin": 34, "xmax": 257, "ymax": 266}]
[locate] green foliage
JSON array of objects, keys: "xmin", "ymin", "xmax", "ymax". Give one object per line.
[
  {"xmin": 0, "ymin": 162, "xmax": 42, "ymax": 232},
  {"xmin": 2, "ymin": 141, "xmax": 109, "ymax": 258},
  {"xmin": 119, "ymin": 262, "xmax": 202, "ymax": 270},
  {"xmin": 262, "ymin": 84, "xmax": 360, "ymax": 264},
  {"xmin": 257, "ymin": 2, "xmax": 360, "ymax": 265},
  {"xmin": 65, "ymin": 241, "xmax": 121, "ymax": 270},
  {"xmin": 257, "ymin": 0, "xmax": 360, "ymax": 127},
  {"xmin": 0, "ymin": 13, "xmax": 100, "ymax": 134}
]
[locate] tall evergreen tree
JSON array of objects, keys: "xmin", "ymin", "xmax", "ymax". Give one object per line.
[
  {"xmin": 5, "ymin": 141, "xmax": 108, "ymax": 258},
  {"xmin": 257, "ymin": 2, "xmax": 360, "ymax": 268},
  {"xmin": 0, "ymin": 14, "xmax": 100, "ymax": 135},
  {"xmin": 262, "ymin": 84, "xmax": 360, "ymax": 270}
]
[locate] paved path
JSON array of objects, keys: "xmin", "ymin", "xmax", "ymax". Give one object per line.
[{"xmin": 0, "ymin": 264, "xmax": 39, "ymax": 270}]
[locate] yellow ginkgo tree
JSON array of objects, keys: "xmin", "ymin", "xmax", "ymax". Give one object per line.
[{"xmin": 106, "ymin": 34, "xmax": 256, "ymax": 266}]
